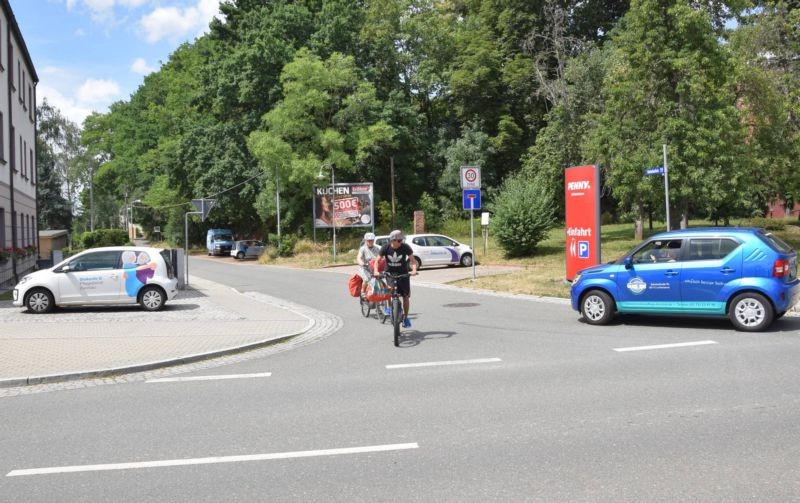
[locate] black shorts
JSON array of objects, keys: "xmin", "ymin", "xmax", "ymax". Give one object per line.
[{"xmin": 394, "ymin": 276, "xmax": 411, "ymax": 297}]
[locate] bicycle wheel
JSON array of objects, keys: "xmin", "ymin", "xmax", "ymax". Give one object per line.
[
  {"xmin": 377, "ymin": 300, "xmax": 389, "ymax": 323},
  {"xmin": 360, "ymin": 296, "xmax": 371, "ymax": 317},
  {"xmin": 392, "ymin": 297, "xmax": 402, "ymax": 347}
]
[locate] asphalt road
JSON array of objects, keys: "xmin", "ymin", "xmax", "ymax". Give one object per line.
[{"xmin": 2, "ymin": 257, "xmax": 800, "ymax": 502}]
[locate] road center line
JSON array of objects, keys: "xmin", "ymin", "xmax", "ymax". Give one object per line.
[
  {"xmin": 6, "ymin": 443, "xmax": 419, "ymax": 477},
  {"xmin": 146, "ymin": 372, "xmax": 272, "ymax": 383},
  {"xmin": 613, "ymin": 340, "xmax": 718, "ymax": 352},
  {"xmin": 386, "ymin": 358, "xmax": 502, "ymax": 369}
]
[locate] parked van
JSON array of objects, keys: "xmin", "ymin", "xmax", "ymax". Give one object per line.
[{"xmin": 206, "ymin": 229, "xmax": 234, "ymax": 256}]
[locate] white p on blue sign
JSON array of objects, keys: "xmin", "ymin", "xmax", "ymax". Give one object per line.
[{"xmin": 578, "ymin": 241, "xmax": 590, "ymax": 258}]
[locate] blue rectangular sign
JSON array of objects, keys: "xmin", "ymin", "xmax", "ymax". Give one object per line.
[
  {"xmin": 463, "ymin": 189, "xmax": 481, "ymax": 210},
  {"xmin": 645, "ymin": 166, "xmax": 665, "ymax": 176}
]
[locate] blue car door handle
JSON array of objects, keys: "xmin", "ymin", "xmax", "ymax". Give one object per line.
[
  {"xmin": 665, "ymin": 270, "xmax": 679, "ymax": 277},
  {"xmin": 720, "ymin": 267, "xmax": 735, "ymax": 274}
]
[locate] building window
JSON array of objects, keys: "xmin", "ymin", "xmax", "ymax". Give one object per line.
[
  {"xmin": 10, "ymin": 125, "xmax": 15, "ymax": 172},
  {"xmin": 0, "ymin": 112, "xmax": 4, "ymax": 163},
  {"xmin": 29, "ymin": 84, "xmax": 33, "ymax": 121},
  {"xmin": 17, "ymin": 61, "xmax": 21, "ymax": 99},
  {"xmin": 22, "ymin": 71, "xmax": 26, "ymax": 108},
  {"xmin": 0, "ymin": 208, "xmax": 5, "ymax": 249},
  {"xmin": 23, "ymin": 140, "xmax": 27, "ymax": 179},
  {"xmin": 0, "ymin": 20, "xmax": 4, "ymax": 72},
  {"xmin": 19, "ymin": 213, "xmax": 23, "ymax": 248},
  {"xmin": 30, "ymin": 148, "xmax": 35, "ymax": 184},
  {"xmin": 8, "ymin": 43, "xmax": 14, "ymax": 90},
  {"xmin": 19, "ymin": 136, "xmax": 24, "ymax": 176}
]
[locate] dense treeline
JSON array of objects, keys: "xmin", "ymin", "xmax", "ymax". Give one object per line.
[{"xmin": 38, "ymin": 0, "xmax": 800, "ymax": 246}]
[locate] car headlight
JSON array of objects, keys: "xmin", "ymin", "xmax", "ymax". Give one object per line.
[
  {"xmin": 17, "ymin": 275, "xmax": 32, "ymax": 286},
  {"xmin": 572, "ymin": 273, "xmax": 582, "ymax": 284}
]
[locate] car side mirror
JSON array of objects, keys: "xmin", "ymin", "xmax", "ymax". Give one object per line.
[
  {"xmin": 624, "ymin": 257, "xmax": 633, "ymax": 270},
  {"xmin": 58, "ymin": 265, "xmax": 70, "ymax": 273}
]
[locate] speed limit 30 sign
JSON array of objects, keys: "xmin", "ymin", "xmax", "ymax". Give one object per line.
[{"xmin": 460, "ymin": 166, "xmax": 481, "ymax": 189}]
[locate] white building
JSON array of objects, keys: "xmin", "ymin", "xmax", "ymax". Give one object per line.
[{"xmin": 0, "ymin": 0, "xmax": 38, "ymax": 287}]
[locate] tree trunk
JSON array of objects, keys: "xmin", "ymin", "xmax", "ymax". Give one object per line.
[
  {"xmin": 634, "ymin": 202, "xmax": 644, "ymax": 241},
  {"xmin": 679, "ymin": 200, "xmax": 689, "ymax": 229}
]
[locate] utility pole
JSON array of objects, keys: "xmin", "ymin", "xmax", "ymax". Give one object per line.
[{"xmin": 390, "ymin": 156, "xmax": 396, "ymax": 228}]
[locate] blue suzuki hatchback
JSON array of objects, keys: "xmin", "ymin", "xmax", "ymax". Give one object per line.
[{"xmin": 570, "ymin": 228, "xmax": 800, "ymax": 331}]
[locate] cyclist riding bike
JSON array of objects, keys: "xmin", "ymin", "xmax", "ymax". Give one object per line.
[
  {"xmin": 356, "ymin": 232, "xmax": 381, "ymax": 298},
  {"xmin": 374, "ymin": 229, "xmax": 418, "ymax": 328}
]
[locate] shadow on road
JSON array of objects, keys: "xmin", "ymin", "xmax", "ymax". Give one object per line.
[{"xmin": 398, "ymin": 329, "xmax": 456, "ymax": 347}]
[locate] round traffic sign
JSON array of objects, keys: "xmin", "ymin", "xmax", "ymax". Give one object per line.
[{"xmin": 465, "ymin": 169, "xmax": 477, "ymax": 182}]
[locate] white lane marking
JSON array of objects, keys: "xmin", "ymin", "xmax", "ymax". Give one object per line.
[
  {"xmin": 386, "ymin": 358, "xmax": 502, "ymax": 369},
  {"xmin": 146, "ymin": 372, "xmax": 272, "ymax": 383},
  {"xmin": 6, "ymin": 443, "xmax": 419, "ymax": 477},
  {"xmin": 613, "ymin": 340, "xmax": 718, "ymax": 353}
]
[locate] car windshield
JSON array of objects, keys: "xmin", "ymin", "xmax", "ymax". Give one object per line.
[{"xmin": 215, "ymin": 234, "xmax": 233, "ymax": 242}]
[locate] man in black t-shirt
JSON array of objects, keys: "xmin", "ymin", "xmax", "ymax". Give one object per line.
[{"xmin": 374, "ymin": 229, "xmax": 418, "ymax": 328}]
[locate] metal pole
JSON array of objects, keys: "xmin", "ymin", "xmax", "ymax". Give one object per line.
[
  {"xmin": 390, "ymin": 156, "xmax": 396, "ymax": 228},
  {"xmin": 331, "ymin": 166, "xmax": 336, "ymax": 264},
  {"xmin": 276, "ymin": 170, "xmax": 281, "ymax": 249},
  {"xmin": 184, "ymin": 212, "xmax": 189, "ymax": 286},
  {"xmin": 184, "ymin": 211, "xmax": 201, "ymax": 286},
  {"xmin": 663, "ymin": 144, "xmax": 670, "ymax": 231},
  {"xmin": 470, "ymin": 198, "xmax": 476, "ymax": 280}
]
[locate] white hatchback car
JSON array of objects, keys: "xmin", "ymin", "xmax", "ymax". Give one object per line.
[
  {"xmin": 230, "ymin": 240, "xmax": 266, "ymax": 260},
  {"xmin": 372, "ymin": 233, "xmax": 473, "ymax": 269},
  {"xmin": 13, "ymin": 246, "xmax": 179, "ymax": 313}
]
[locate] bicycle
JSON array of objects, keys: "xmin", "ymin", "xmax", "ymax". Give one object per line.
[{"xmin": 380, "ymin": 271, "xmax": 411, "ymax": 347}]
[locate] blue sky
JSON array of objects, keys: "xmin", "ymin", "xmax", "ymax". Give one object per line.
[{"xmin": 11, "ymin": 0, "xmax": 221, "ymax": 126}]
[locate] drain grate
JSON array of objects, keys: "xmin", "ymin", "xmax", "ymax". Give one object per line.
[{"xmin": 442, "ymin": 302, "xmax": 480, "ymax": 308}]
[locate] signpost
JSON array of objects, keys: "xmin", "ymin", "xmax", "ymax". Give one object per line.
[
  {"xmin": 481, "ymin": 212, "xmax": 489, "ymax": 256},
  {"xmin": 185, "ymin": 198, "xmax": 215, "ymax": 287},
  {"xmin": 565, "ymin": 165, "xmax": 601, "ymax": 281},
  {"xmin": 460, "ymin": 168, "xmax": 481, "ymax": 280},
  {"xmin": 644, "ymin": 144, "xmax": 671, "ymax": 230}
]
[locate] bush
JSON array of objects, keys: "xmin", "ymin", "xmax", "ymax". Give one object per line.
[
  {"xmin": 744, "ymin": 217, "xmax": 786, "ymax": 231},
  {"xmin": 491, "ymin": 173, "xmax": 556, "ymax": 257},
  {"xmin": 276, "ymin": 234, "xmax": 297, "ymax": 257},
  {"xmin": 78, "ymin": 229, "xmax": 131, "ymax": 248}
]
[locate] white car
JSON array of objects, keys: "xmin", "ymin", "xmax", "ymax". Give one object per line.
[
  {"xmin": 373, "ymin": 233, "xmax": 474, "ymax": 269},
  {"xmin": 13, "ymin": 246, "xmax": 179, "ymax": 313},
  {"xmin": 230, "ymin": 240, "xmax": 266, "ymax": 259}
]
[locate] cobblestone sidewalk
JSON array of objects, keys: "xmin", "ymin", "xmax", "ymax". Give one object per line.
[{"xmin": 0, "ymin": 277, "xmax": 318, "ymax": 387}]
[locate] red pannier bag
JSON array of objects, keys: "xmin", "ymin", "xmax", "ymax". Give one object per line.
[
  {"xmin": 366, "ymin": 278, "xmax": 391, "ymax": 303},
  {"xmin": 369, "ymin": 257, "xmax": 387, "ymax": 273},
  {"xmin": 348, "ymin": 274, "xmax": 363, "ymax": 297}
]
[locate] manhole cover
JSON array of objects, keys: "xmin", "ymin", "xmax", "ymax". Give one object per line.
[{"xmin": 442, "ymin": 303, "xmax": 480, "ymax": 308}]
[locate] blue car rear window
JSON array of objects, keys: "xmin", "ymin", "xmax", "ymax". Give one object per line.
[{"xmin": 757, "ymin": 231, "xmax": 794, "ymax": 254}]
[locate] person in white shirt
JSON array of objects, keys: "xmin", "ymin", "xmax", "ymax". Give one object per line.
[{"xmin": 356, "ymin": 232, "xmax": 381, "ymax": 298}]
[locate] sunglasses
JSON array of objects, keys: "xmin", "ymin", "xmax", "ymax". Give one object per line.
[{"xmin": 391, "ymin": 238, "xmax": 403, "ymax": 242}]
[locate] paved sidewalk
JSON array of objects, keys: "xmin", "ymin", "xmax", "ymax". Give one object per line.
[{"xmin": 0, "ymin": 277, "xmax": 314, "ymax": 387}]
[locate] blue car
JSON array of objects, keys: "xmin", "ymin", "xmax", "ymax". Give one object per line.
[{"xmin": 570, "ymin": 227, "xmax": 800, "ymax": 331}]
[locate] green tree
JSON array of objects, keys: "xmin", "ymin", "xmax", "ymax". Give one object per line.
[
  {"xmin": 585, "ymin": 0, "xmax": 749, "ymax": 238},
  {"xmin": 491, "ymin": 171, "xmax": 557, "ymax": 257}
]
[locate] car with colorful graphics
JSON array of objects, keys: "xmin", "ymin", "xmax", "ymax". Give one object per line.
[
  {"xmin": 570, "ymin": 228, "xmax": 799, "ymax": 332},
  {"xmin": 405, "ymin": 233, "xmax": 473, "ymax": 268},
  {"xmin": 12, "ymin": 246, "xmax": 179, "ymax": 313}
]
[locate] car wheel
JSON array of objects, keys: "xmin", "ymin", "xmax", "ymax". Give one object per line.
[
  {"xmin": 237, "ymin": 252, "xmax": 245, "ymax": 260},
  {"xmin": 139, "ymin": 286, "xmax": 166, "ymax": 312},
  {"xmin": 460, "ymin": 253, "xmax": 473, "ymax": 267},
  {"xmin": 25, "ymin": 288, "xmax": 55, "ymax": 314},
  {"xmin": 414, "ymin": 257, "xmax": 422, "ymax": 269},
  {"xmin": 580, "ymin": 290, "xmax": 615, "ymax": 325},
  {"xmin": 729, "ymin": 292, "xmax": 774, "ymax": 332}
]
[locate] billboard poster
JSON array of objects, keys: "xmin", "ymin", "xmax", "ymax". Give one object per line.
[
  {"xmin": 313, "ymin": 183, "xmax": 374, "ymax": 228},
  {"xmin": 565, "ymin": 165, "xmax": 601, "ymax": 281}
]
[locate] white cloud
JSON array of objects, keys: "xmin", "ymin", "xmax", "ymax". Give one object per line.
[
  {"xmin": 77, "ymin": 78, "xmax": 122, "ymax": 104},
  {"xmin": 139, "ymin": 0, "xmax": 220, "ymax": 43},
  {"xmin": 37, "ymin": 84, "xmax": 94, "ymax": 126},
  {"xmin": 70, "ymin": 0, "xmax": 150, "ymax": 23},
  {"xmin": 37, "ymin": 68, "xmax": 124, "ymax": 125},
  {"xmin": 130, "ymin": 57, "xmax": 156, "ymax": 75}
]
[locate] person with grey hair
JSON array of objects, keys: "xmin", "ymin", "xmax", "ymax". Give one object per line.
[
  {"xmin": 374, "ymin": 229, "xmax": 418, "ymax": 328},
  {"xmin": 356, "ymin": 232, "xmax": 381, "ymax": 298}
]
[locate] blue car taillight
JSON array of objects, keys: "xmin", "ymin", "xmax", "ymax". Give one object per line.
[{"xmin": 773, "ymin": 258, "xmax": 790, "ymax": 277}]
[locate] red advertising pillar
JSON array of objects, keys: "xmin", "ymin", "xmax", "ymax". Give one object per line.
[{"xmin": 565, "ymin": 165, "xmax": 601, "ymax": 280}]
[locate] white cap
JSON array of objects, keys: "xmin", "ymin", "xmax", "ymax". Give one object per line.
[
  {"xmin": 364, "ymin": 232, "xmax": 376, "ymax": 241},
  {"xmin": 389, "ymin": 230, "xmax": 404, "ymax": 241}
]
